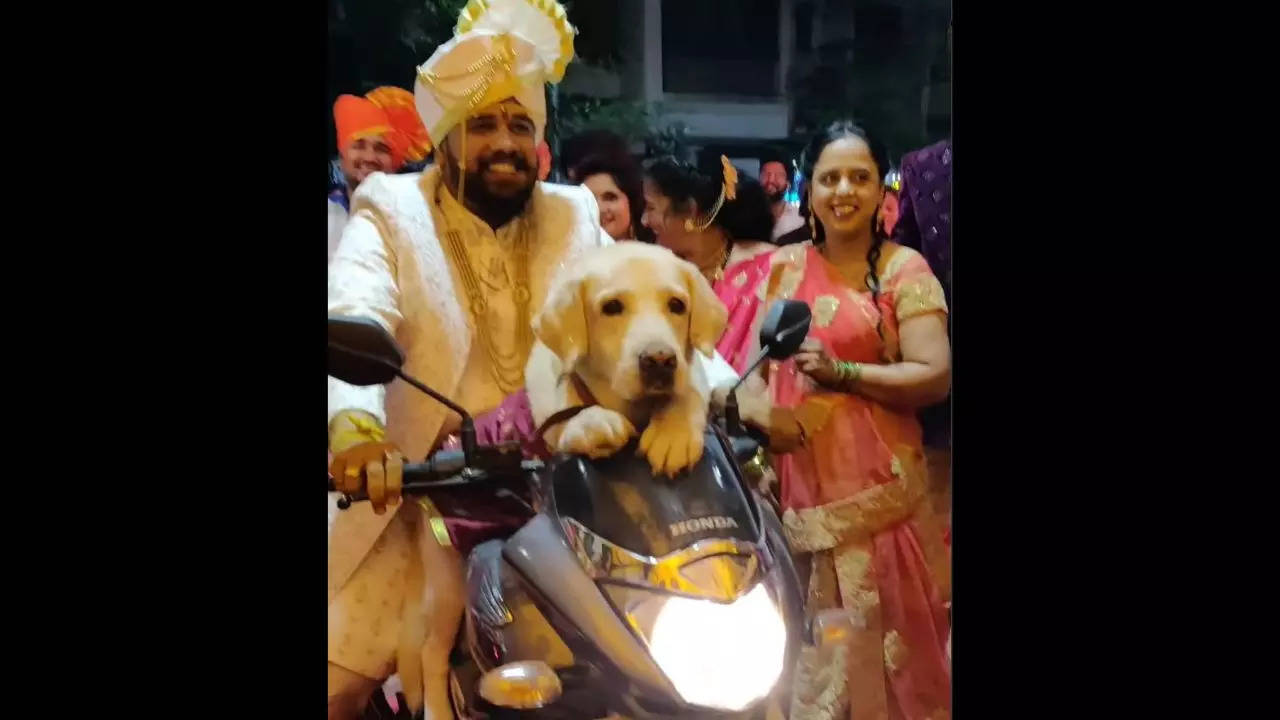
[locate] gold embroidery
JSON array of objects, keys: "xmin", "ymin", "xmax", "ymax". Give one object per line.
[
  {"xmin": 770, "ymin": 244, "xmax": 806, "ymax": 300},
  {"xmin": 895, "ymin": 275, "xmax": 948, "ymax": 321},
  {"xmin": 789, "ymin": 642, "xmax": 849, "ymax": 720},
  {"xmin": 732, "ymin": 270, "xmax": 747, "ymax": 288},
  {"xmin": 832, "ymin": 543, "xmax": 879, "ymax": 624},
  {"xmin": 778, "ymin": 267, "xmax": 801, "ymax": 299},
  {"xmin": 814, "ymin": 294, "xmax": 840, "ymax": 328},
  {"xmin": 455, "ymin": 0, "xmax": 577, "ymax": 82},
  {"xmin": 881, "ymin": 244, "xmax": 914, "ymax": 282},
  {"xmin": 781, "ymin": 453, "xmax": 926, "ymax": 552},
  {"xmin": 883, "ymin": 629, "xmax": 909, "ymax": 674}
]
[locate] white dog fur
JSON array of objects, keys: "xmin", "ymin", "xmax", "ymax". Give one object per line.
[{"xmin": 526, "ymin": 243, "xmax": 729, "ymax": 476}]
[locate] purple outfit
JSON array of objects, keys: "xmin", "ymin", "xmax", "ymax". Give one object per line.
[
  {"xmin": 893, "ymin": 140, "xmax": 952, "ymax": 304},
  {"xmin": 434, "ymin": 390, "xmax": 544, "ymax": 555},
  {"xmin": 893, "ymin": 140, "xmax": 952, "ymax": 449}
]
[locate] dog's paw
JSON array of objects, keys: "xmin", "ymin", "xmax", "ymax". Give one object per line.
[
  {"xmin": 639, "ymin": 405, "xmax": 706, "ymax": 477},
  {"xmin": 557, "ymin": 406, "xmax": 636, "ymax": 458}
]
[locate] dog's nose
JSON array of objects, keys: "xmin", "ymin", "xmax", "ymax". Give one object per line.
[{"xmin": 638, "ymin": 344, "xmax": 677, "ymax": 385}]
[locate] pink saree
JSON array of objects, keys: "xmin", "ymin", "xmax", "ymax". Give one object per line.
[
  {"xmin": 714, "ymin": 251, "xmax": 774, "ymax": 372},
  {"xmin": 760, "ymin": 243, "xmax": 951, "ymax": 720}
]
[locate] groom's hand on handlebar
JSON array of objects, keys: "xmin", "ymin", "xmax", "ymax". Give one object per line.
[{"xmin": 329, "ymin": 410, "xmax": 405, "ymax": 514}]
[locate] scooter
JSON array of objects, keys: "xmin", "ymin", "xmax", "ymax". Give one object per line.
[{"xmin": 328, "ymin": 300, "xmax": 817, "ymax": 719}]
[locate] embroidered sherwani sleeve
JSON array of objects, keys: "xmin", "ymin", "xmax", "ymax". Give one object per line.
[{"xmin": 327, "ymin": 210, "xmax": 404, "ymax": 425}]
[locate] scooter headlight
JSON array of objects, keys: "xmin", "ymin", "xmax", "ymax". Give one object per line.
[{"xmin": 614, "ymin": 582, "xmax": 787, "ymax": 711}]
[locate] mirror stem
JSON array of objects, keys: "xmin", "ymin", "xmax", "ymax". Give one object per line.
[
  {"xmin": 395, "ymin": 369, "xmax": 477, "ymax": 463},
  {"xmin": 725, "ymin": 346, "xmax": 773, "ymax": 436}
]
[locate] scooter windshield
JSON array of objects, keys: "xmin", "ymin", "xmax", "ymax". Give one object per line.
[{"xmin": 549, "ymin": 430, "xmax": 760, "ymax": 560}]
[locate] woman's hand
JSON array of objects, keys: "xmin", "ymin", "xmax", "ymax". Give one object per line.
[{"xmin": 793, "ymin": 338, "xmax": 842, "ymax": 389}]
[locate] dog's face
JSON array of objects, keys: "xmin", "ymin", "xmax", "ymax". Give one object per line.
[{"xmin": 533, "ymin": 243, "xmax": 727, "ymax": 402}]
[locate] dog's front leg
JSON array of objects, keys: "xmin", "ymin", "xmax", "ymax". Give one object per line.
[
  {"xmin": 639, "ymin": 390, "xmax": 708, "ymax": 477},
  {"xmin": 557, "ymin": 406, "xmax": 636, "ymax": 458}
]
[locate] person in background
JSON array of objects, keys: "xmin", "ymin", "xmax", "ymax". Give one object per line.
[
  {"xmin": 536, "ymin": 140, "xmax": 552, "ymax": 181},
  {"xmin": 641, "ymin": 155, "xmax": 776, "ymax": 373},
  {"xmin": 328, "ymin": 87, "xmax": 430, "ymax": 264},
  {"xmin": 738, "ymin": 119, "xmax": 951, "ymax": 720},
  {"xmin": 760, "ymin": 155, "xmax": 808, "ymax": 244},
  {"xmin": 892, "ymin": 139, "xmax": 952, "ymax": 539},
  {"xmin": 878, "ymin": 168, "xmax": 902, "ymax": 237},
  {"xmin": 571, "ymin": 152, "xmax": 651, "ymax": 242}
]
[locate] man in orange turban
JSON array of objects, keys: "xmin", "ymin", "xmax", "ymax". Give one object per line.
[{"xmin": 328, "ymin": 87, "xmax": 431, "ymax": 264}]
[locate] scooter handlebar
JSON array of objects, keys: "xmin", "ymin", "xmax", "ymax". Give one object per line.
[{"xmin": 328, "ymin": 445, "xmax": 537, "ymax": 508}]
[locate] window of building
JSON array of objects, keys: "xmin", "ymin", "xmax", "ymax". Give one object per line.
[{"xmin": 661, "ymin": 0, "xmax": 780, "ymax": 97}]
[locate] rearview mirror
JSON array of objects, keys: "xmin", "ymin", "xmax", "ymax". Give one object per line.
[
  {"xmin": 758, "ymin": 300, "xmax": 812, "ymax": 359},
  {"xmin": 327, "ymin": 315, "xmax": 404, "ymax": 386}
]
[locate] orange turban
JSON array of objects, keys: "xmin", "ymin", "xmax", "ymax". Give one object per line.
[{"xmin": 334, "ymin": 87, "xmax": 431, "ymax": 170}]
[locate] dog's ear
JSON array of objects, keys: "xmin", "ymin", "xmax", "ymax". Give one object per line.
[
  {"xmin": 532, "ymin": 273, "xmax": 589, "ymax": 369},
  {"xmin": 682, "ymin": 262, "xmax": 728, "ymax": 358}
]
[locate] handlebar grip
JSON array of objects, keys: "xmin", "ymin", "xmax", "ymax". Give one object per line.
[
  {"xmin": 422, "ymin": 449, "xmax": 465, "ymax": 478},
  {"xmin": 328, "ymin": 449, "xmax": 470, "ymax": 506},
  {"xmin": 328, "ymin": 445, "xmax": 534, "ymax": 508}
]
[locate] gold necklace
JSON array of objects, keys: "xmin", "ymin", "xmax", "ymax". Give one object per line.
[
  {"xmin": 435, "ymin": 189, "xmax": 534, "ymax": 394},
  {"xmin": 701, "ymin": 242, "xmax": 730, "ymax": 285}
]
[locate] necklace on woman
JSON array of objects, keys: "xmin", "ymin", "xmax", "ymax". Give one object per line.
[{"xmin": 701, "ymin": 240, "xmax": 730, "ymax": 285}]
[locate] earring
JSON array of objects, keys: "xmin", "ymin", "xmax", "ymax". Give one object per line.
[{"xmin": 808, "ymin": 211, "xmax": 816, "ymax": 239}]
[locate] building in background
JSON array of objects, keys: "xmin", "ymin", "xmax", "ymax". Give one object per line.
[{"xmin": 559, "ymin": 0, "xmax": 951, "ymax": 176}]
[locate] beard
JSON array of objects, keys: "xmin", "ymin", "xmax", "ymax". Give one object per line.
[
  {"xmin": 766, "ymin": 189, "xmax": 785, "ymax": 204},
  {"xmin": 459, "ymin": 151, "xmax": 536, "ymax": 228}
]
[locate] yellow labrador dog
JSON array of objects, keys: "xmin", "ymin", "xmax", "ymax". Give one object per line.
[{"xmin": 526, "ymin": 242, "xmax": 728, "ymax": 475}]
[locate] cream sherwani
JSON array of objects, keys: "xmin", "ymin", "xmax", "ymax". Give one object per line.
[{"xmin": 327, "ymin": 164, "xmax": 609, "ymax": 686}]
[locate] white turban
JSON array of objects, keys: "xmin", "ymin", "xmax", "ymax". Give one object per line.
[{"xmin": 414, "ymin": 0, "xmax": 575, "ymax": 146}]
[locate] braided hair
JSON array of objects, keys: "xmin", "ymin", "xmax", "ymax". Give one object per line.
[
  {"xmin": 643, "ymin": 156, "xmax": 774, "ymax": 250},
  {"xmin": 799, "ymin": 120, "xmax": 892, "ymax": 340}
]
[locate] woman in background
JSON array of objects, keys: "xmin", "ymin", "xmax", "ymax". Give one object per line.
[
  {"xmin": 571, "ymin": 152, "xmax": 651, "ymax": 242},
  {"xmin": 878, "ymin": 167, "xmax": 902, "ymax": 237}
]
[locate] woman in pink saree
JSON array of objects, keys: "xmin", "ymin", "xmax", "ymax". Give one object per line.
[{"xmin": 739, "ymin": 121, "xmax": 952, "ymax": 720}]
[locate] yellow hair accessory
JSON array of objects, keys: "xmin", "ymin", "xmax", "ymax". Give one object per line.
[
  {"xmin": 685, "ymin": 155, "xmax": 740, "ymax": 232},
  {"xmin": 721, "ymin": 155, "xmax": 739, "ymax": 201}
]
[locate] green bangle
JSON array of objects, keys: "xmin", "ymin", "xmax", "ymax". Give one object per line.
[{"xmin": 835, "ymin": 360, "xmax": 863, "ymax": 387}]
